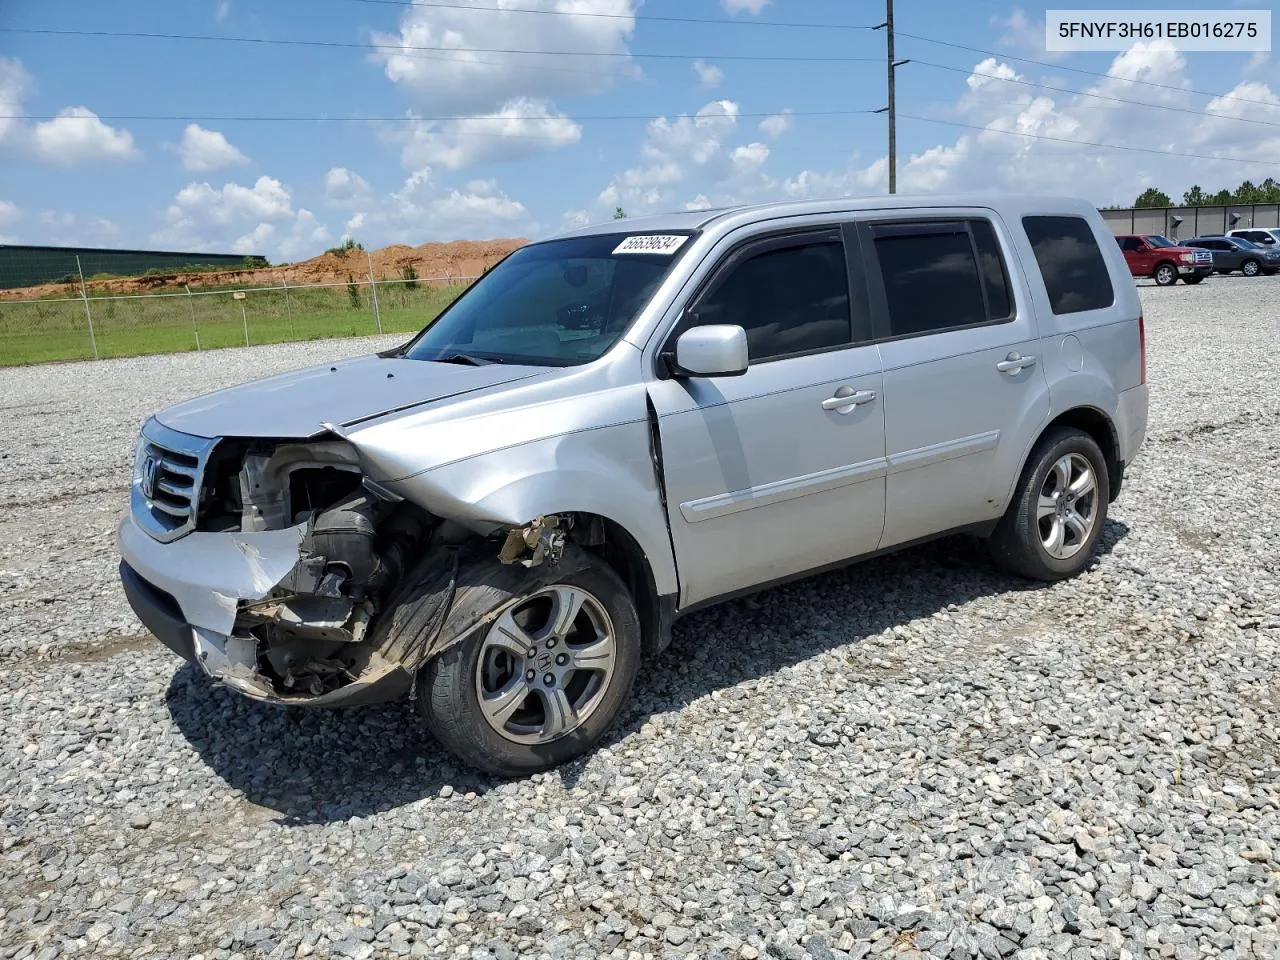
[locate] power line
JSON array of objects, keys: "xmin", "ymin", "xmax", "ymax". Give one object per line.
[
  {"xmin": 0, "ymin": 27, "xmax": 883, "ymax": 63},
  {"xmin": 0, "ymin": 108, "xmax": 874, "ymax": 124},
  {"xmin": 912, "ymin": 59, "xmax": 1280, "ymax": 130},
  {"xmin": 898, "ymin": 30, "xmax": 1280, "ymax": 110},
  {"xmin": 899, "ymin": 114, "xmax": 1280, "ymax": 167},
  {"xmin": 343, "ymin": 0, "xmax": 875, "ymax": 31}
]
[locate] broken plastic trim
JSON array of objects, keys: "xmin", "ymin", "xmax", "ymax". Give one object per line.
[{"xmin": 497, "ymin": 515, "xmax": 568, "ymax": 568}]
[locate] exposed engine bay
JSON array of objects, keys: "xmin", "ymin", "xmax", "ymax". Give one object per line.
[{"xmin": 187, "ymin": 438, "xmax": 565, "ymax": 702}]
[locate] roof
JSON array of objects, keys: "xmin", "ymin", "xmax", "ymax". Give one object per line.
[{"xmin": 547, "ymin": 193, "xmax": 1099, "ymax": 242}]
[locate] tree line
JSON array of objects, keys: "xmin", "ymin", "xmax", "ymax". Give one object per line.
[{"xmin": 1132, "ymin": 178, "xmax": 1280, "ymax": 209}]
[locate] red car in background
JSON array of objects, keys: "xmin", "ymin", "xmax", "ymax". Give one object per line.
[{"xmin": 1115, "ymin": 234, "xmax": 1213, "ymax": 286}]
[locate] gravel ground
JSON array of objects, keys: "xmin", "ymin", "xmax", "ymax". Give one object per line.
[{"xmin": 2, "ymin": 276, "xmax": 1278, "ymax": 960}]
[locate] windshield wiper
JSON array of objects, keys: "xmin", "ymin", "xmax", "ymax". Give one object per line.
[{"xmin": 436, "ymin": 352, "xmax": 501, "ymax": 366}]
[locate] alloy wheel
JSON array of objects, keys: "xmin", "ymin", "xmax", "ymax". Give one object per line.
[
  {"xmin": 474, "ymin": 585, "xmax": 617, "ymax": 745},
  {"xmin": 1037, "ymin": 453, "xmax": 1099, "ymax": 561}
]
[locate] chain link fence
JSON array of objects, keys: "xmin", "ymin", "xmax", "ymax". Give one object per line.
[{"xmin": 0, "ymin": 275, "xmax": 477, "ymax": 366}]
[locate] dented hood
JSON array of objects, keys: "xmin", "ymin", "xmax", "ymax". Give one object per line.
[{"xmin": 154, "ymin": 353, "xmax": 545, "ymax": 440}]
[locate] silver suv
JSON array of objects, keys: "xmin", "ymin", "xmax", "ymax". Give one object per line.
[{"xmin": 118, "ymin": 195, "xmax": 1149, "ymax": 776}]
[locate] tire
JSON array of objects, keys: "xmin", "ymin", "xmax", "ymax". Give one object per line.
[
  {"xmin": 1153, "ymin": 262, "xmax": 1177, "ymax": 286},
  {"xmin": 987, "ymin": 427, "xmax": 1110, "ymax": 582},
  {"xmin": 1242, "ymin": 259, "xmax": 1261, "ymax": 277},
  {"xmin": 1181, "ymin": 275, "xmax": 1204, "ymax": 285},
  {"xmin": 417, "ymin": 548, "xmax": 641, "ymax": 777}
]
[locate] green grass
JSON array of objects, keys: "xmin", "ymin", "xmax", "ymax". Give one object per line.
[{"xmin": 0, "ymin": 281, "xmax": 469, "ymax": 366}]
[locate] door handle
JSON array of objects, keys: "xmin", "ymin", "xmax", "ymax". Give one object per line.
[
  {"xmin": 997, "ymin": 353, "xmax": 1037, "ymax": 374},
  {"xmin": 822, "ymin": 387, "xmax": 876, "ymax": 413}
]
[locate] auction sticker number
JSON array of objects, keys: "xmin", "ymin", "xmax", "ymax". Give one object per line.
[{"xmin": 613, "ymin": 235, "xmax": 689, "ymax": 255}]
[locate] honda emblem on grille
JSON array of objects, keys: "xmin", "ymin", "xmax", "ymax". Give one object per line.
[{"xmin": 141, "ymin": 455, "xmax": 158, "ymax": 500}]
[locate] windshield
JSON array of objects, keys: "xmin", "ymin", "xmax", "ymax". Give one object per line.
[
  {"xmin": 1146, "ymin": 235, "xmax": 1176, "ymax": 247},
  {"xmin": 403, "ymin": 232, "xmax": 693, "ymax": 366}
]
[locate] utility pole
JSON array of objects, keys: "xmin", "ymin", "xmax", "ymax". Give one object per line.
[
  {"xmin": 874, "ymin": 1, "xmax": 908, "ymax": 194},
  {"xmin": 886, "ymin": 0, "xmax": 896, "ymax": 194}
]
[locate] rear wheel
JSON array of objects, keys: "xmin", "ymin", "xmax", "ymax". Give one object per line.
[
  {"xmin": 1153, "ymin": 263, "xmax": 1177, "ymax": 286},
  {"xmin": 1181, "ymin": 275, "xmax": 1204, "ymax": 285},
  {"xmin": 1242, "ymin": 259, "xmax": 1261, "ymax": 277},
  {"xmin": 988, "ymin": 427, "xmax": 1109, "ymax": 582},
  {"xmin": 417, "ymin": 551, "xmax": 641, "ymax": 777}
]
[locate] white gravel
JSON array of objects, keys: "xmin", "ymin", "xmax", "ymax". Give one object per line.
[{"xmin": 2, "ymin": 276, "xmax": 1279, "ymax": 960}]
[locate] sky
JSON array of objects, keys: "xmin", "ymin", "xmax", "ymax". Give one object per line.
[{"xmin": 0, "ymin": 0, "xmax": 1278, "ymax": 262}]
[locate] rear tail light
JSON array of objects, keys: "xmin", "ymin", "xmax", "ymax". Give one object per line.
[{"xmin": 1138, "ymin": 314, "xmax": 1147, "ymax": 385}]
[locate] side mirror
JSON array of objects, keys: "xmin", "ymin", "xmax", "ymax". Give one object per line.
[{"xmin": 671, "ymin": 324, "xmax": 749, "ymax": 377}]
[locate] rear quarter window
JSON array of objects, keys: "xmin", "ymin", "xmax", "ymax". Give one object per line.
[{"xmin": 1022, "ymin": 215, "xmax": 1115, "ymax": 315}]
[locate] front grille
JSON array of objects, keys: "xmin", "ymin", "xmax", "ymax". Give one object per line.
[
  {"xmin": 1192, "ymin": 249, "xmax": 1212, "ymax": 265},
  {"xmin": 132, "ymin": 421, "xmax": 218, "ymax": 543}
]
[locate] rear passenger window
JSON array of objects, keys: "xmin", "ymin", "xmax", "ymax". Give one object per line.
[
  {"xmin": 693, "ymin": 238, "xmax": 852, "ymax": 362},
  {"xmin": 870, "ymin": 220, "xmax": 1013, "ymax": 338},
  {"xmin": 1022, "ymin": 215, "xmax": 1115, "ymax": 315}
]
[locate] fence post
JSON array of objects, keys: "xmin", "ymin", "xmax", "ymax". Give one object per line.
[
  {"xmin": 282, "ymin": 277, "xmax": 296, "ymax": 338},
  {"xmin": 234, "ymin": 291, "xmax": 249, "ymax": 346},
  {"xmin": 366, "ymin": 248, "xmax": 383, "ymax": 335},
  {"xmin": 184, "ymin": 283, "xmax": 201, "ymax": 351},
  {"xmin": 75, "ymin": 255, "xmax": 99, "ymax": 360}
]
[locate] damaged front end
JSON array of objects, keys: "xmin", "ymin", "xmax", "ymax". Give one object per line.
[{"xmin": 121, "ymin": 421, "xmax": 571, "ymax": 707}]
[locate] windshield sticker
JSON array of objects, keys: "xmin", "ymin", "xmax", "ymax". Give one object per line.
[{"xmin": 612, "ymin": 234, "xmax": 689, "ymax": 256}]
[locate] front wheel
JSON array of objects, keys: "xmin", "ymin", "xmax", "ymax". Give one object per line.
[
  {"xmin": 417, "ymin": 551, "xmax": 641, "ymax": 777},
  {"xmin": 1242, "ymin": 259, "xmax": 1261, "ymax": 277},
  {"xmin": 1153, "ymin": 263, "xmax": 1177, "ymax": 286},
  {"xmin": 1181, "ymin": 275, "xmax": 1204, "ymax": 285},
  {"xmin": 987, "ymin": 428, "xmax": 1110, "ymax": 582}
]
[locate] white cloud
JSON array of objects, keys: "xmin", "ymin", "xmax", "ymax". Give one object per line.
[
  {"xmin": 693, "ymin": 60, "xmax": 724, "ymax": 89},
  {"xmin": 175, "ymin": 124, "xmax": 248, "ymax": 172},
  {"xmin": 559, "ymin": 209, "xmax": 592, "ymax": 231},
  {"xmin": 595, "ymin": 99, "xmax": 793, "ymax": 215},
  {"xmin": 0, "ymin": 200, "xmax": 18, "ymax": 228},
  {"xmin": 37, "ymin": 210, "xmax": 122, "ymax": 246},
  {"xmin": 325, "ymin": 167, "xmax": 373, "ymax": 207},
  {"xmin": 722, "ymin": 0, "xmax": 769, "ymax": 13},
  {"xmin": 168, "ymin": 175, "xmax": 294, "ymax": 226},
  {"xmin": 215, "ymin": 0, "xmax": 231, "ymax": 21},
  {"xmin": 992, "ymin": 8, "xmax": 1063, "ymax": 61},
  {"xmin": 373, "ymin": 0, "xmax": 638, "ymax": 116},
  {"xmin": 320, "ymin": 167, "xmax": 534, "ymax": 244},
  {"xmin": 397, "ymin": 98, "xmax": 581, "ymax": 170},
  {"xmin": 29, "ymin": 108, "xmax": 139, "ymax": 165},
  {"xmin": 0, "ymin": 58, "xmax": 140, "ymax": 167},
  {"xmin": 775, "ymin": 40, "xmax": 1280, "ymax": 206},
  {"xmin": 0, "ymin": 58, "xmax": 29, "ymax": 144},
  {"xmin": 758, "ymin": 110, "xmax": 792, "ymax": 139},
  {"xmin": 154, "ymin": 175, "xmax": 333, "ymax": 260}
]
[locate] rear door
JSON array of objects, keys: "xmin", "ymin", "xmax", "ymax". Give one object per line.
[{"xmin": 857, "ymin": 214, "xmax": 1051, "ymax": 549}]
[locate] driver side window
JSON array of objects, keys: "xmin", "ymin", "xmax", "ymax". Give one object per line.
[{"xmin": 691, "ymin": 237, "xmax": 854, "ymax": 362}]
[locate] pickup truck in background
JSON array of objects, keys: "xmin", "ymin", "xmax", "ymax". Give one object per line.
[{"xmin": 1114, "ymin": 234, "xmax": 1213, "ymax": 286}]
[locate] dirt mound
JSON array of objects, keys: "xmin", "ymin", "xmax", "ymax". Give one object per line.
[{"xmin": 1, "ymin": 237, "xmax": 528, "ymax": 301}]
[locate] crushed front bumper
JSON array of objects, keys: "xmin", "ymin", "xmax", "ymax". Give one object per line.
[{"xmin": 117, "ymin": 514, "xmax": 412, "ymax": 707}]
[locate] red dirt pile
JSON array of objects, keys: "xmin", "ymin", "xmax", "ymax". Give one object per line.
[{"xmin": 1, "ymin": 238, "xmax": 528, "ymax": 301}]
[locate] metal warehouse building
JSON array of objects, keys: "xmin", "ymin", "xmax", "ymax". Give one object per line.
[
  {"xmin": 0, "ymin": 244, "xmax": 265, "ymax": 289},
  {"xmin": 1100, "ymin": 203, "xmax": 1280, "ymax": 241}
]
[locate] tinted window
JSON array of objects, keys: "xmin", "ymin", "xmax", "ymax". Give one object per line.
[
  {"xmin": 1118, "ymin": 236, "xmax": 1142, "ymax": 252},
  {"xmin": 694, "ymin": 239, "xmax": 851, "ymax": 361},
  {"xmin": 1022, "ymin": 216, "xmax": 1115, "ymax": 315},
  {"xmin": 873, "ymin": 228, "xmax": 988, "ymax": 336},
  {"xmin": 1147, "ymin": 235, "xmax": 1175, "ymax": 247},
  {"xmin": 971, "ymin": 219, "xmax": 1013, "ymax": 320}
]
